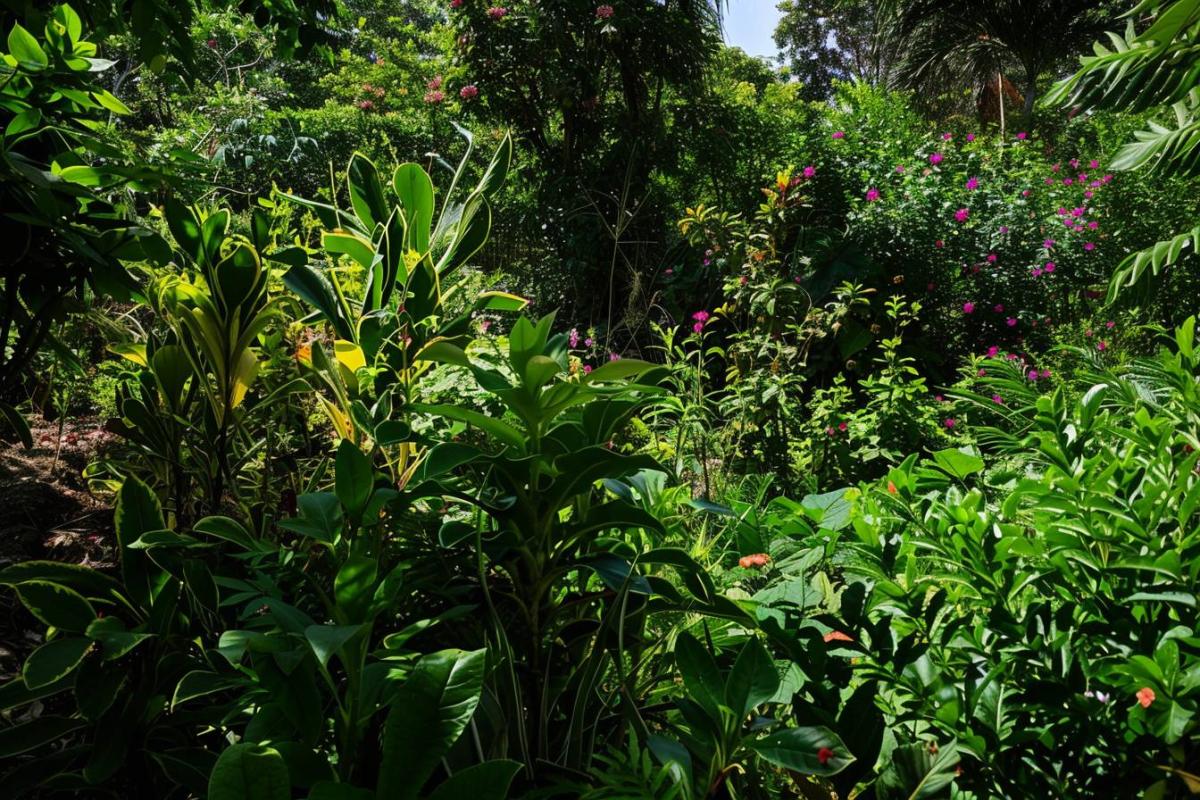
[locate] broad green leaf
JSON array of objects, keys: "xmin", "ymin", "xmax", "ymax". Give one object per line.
[
  {"xmin": 305, "ymin": 624, "xmax": 362, "ymax": 668},
  {"xmin": 874, "ymin": 740, "xmax": 959, "ymax": 798},
  {"xmin": 208, "ymin": 743, "xmax": 290, "ymax": 800},
  {"xmin": 425, "ymin": 759, "xmax": 522, "ymax": 800},
  {"xmin": 0, "ymin": 716, "xmax": 86, "ymax": 758},
  {"xmin": 378, "ymin": 648, "xmax": 487, "ymax": 800},
  {"xmin": 8, "ymin": 23, "xmax": 48, "ymax": 70},
  {"xmin": 14, "ymin": 581, "xmax": 95, "ymax": 632},
  {"xmin": 746, "ymin": 726, "xmax": 855, "ymax": 777},
  {"xmin": 725, "ymin": 636, "xmax": 779, "ymax": 717},
  {"xmin": 335, "ymin": 440, "xmax": 372, "ymax": 518},
  {"xmin": 930, "ymin": 448, "xmax": 985, "ymax": 480},
  {"xmin": 23, "ymin": 637, "xmax": 91, "ymax": 689},
  {"xmin": 113, "ymin": 477, "xmax": 165, "ymax": 608}
]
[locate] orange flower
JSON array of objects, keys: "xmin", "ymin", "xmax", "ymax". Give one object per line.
[
  {"xmin": 738, "ymin": 553, "xmax": 770, "ymax": 569},
  {"xmin": 1137, "ymin": 687, "xmax": 1156, "ymax": 708},
  {"xmin": 295, "ymin": 343, "xmax": 312, "ymax": 362},
  {"xmin": 823, "ymin": 630, "xmax": 853, "ymax": 643},
  {"xmin": 887, "ymin": 480, "xmax": 898, "ymax": 494}
]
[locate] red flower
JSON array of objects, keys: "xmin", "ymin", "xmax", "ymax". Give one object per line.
[
  {"xmin": 1137, "ymin": 687, "xmax": 1155, "ymax": 708},
  {"xmin": 817, "ymin": 747, "xmax": 834, "ymax": 765},
  {"xmin": 738, "ymin": 553, "xmax": 770, "ymax": 569}
]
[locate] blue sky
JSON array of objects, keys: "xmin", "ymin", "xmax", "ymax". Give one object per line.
[{"xmin": 722, "ymin": 0, "xmax": 782, "ymax": 60}]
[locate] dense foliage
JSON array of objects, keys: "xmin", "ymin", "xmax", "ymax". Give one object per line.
[{"xmin": 2, "ymin": 1, "xmax": 1200, "ymax": 798}]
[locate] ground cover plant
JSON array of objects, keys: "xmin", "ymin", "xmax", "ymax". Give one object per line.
[{"xmin": 2, "ymin": 0, "xmax": 1200, "ymax": 798}]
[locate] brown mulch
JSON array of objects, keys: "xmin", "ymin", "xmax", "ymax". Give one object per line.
[{"xmin": 0, "ymin": 415, "xmax": 116, "ymax": 675}]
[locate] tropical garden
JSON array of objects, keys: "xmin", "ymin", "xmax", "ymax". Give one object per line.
[{"xmin": 2, "ymin": 0, "xmax": 1200, "ymax": 796}]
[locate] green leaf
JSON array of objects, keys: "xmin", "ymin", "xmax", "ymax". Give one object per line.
[
  {"xmin": 278, "ymin": 493, "xmax": 343, "ymax": 544},
  {"xmin": 393, "ymin": 162, "xmax": 434, "ymax": 254},
  {"xmin": 172, "ymin": 670, "xmax": 246, "ymax": 710},
  {"xmin": 425, "ymin": 760, "xmax": 522, "ymax": 800},
  {"xmin": 14, "ymin": 581, "xmax": 96, "ymax": 632},
  {"xmin": 930, "ymin": 448, "xmax": 985, "ymax": 480},
  {"xmin": 582, "ymin": 358, "xmax": 656, "ymax": 384},
  {"xmin": 335, "ymin": 556, "xmax": 378, "ymax": 618},
  {"xmin": 86, "ymin": 617, "xmax": 152, "ymax": 660},
  {"xmin": 8, "ymin": 23, "xmax": 48, "ymax": 70},
  {"xmin": 113, "ymin": 477, "xmax": 166, "ymax": 608},
  {"xmin": 675, "ymin": 633, "xmax": 724, "ymax": 716},
  {"xmin": 347, "ymin": 153, "xmax": 388, "ymax": 231},
  {"xmin": 874, "ymin": 741, "xmax": 959, "ymax": 799},
  {"xmin": 378, "ymin": 648, "xmax": 487, "ymax": 800},
  {"xmin": 23, "ymin": 637, "xmax": 91, "ymax": 689},
  {"xmin": 335, "ymin": 440, "xmax": 372, "ymax": 518},
  {"xmin": 746, "ymin": 726, "xmax": 855, "ymax": 777},
  {"xmin": 0, "ymin": 716, "xmax": 86, "ymax": 758},
  {"xmin": 0, "ymin": 401, "xmax": 33, "ymax": 448},
  {"xmin": 305, "ymin": 624, "xmax": 363, "ymax": 668},
  {"xmin": 194, "ymin": 516, "xmax": 270, "ymax": 553},
  {"xmin": 725, "ymin": 636, "xmax": 779, "ymax": 717},
  {"xmin": 208, "ymin": 743, "xmax": 291, "ymax": 800},
  {"xmin": 92, "ymin": 89, "xmax": 131, "ymax": 114}
]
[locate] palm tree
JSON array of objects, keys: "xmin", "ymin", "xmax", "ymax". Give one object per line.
[{"xmin": 881, "ymin": 0, "xmax": 1117, "ymax": 124}]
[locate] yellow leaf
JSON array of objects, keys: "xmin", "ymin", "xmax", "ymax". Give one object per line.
[{"xmin": 334, "ymin": 340, "xmax": 366, "ymax": 372}]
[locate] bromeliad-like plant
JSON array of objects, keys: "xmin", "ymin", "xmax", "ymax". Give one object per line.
[{"xmin": 280, "ymin": 127, "xmax": 526, "ymax": 482}]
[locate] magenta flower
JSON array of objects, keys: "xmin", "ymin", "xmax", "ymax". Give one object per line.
[
  {"xmin": 962, "ymin": 302, "xmax": 975, "ymax": 314},
  {"xmin": 987, "ymin": 253, "xmax": 998, "ymax": 263},
  {"xmin": 460, "ymin": 84, "xmax": 479, "ymax": 100},
  {"xmin": 1064, "ymin": 178, "xmax": 1074, "ymax": 185},
  {"xmin": 569, "ymin": 328, "xmax": 580, "ymax": 348},
  {"xmin": 1040, "ymin": 369, "xmax": 1051, "ymax": 378},
  {"xmin": 1000, "ymin": 226, "xmax": 1009, "ymax": 233},
  {"xmin": 584, "ymin": 337, "xmax": 594, "ymax": 347},
  {"xmin": 1090, "ymin": 159, "xmax": 1100, "ymax": 169},
  {"xmin": 1070, "ymin": 158, "xmax": 1080, "ymax": 168},
  {"xmin": 609, "ymin": 352, "xmax": 620, "ymax": 362},
  {"xmin": 895, "ymin": 164, "xmax": 905, "ymax": 173},
  {"xmin": 930, "ymin": 152, "xmax": 943, "ymax": 165},
  {"xmin": 942, "ymin": 132, "xmax": 953, "ymax": 140},
  {"xmin": 1028, "ymin": 369, "xmax": 1038, "ymax": 380},
  {"xmin": 993, "ymin": 303, "xmax": 1004, "ymax": 312},
  {"xmin": 1016, "ymin": 132, "xmax": 1028, "ymax": 140},
  {"xmin": 486, "ymin": 6, "xmax": 508, "ymax": 18},
  {"xmin": 967, "ymin": 133, "xmax": 976, "ymax": 142},
  {"xmin": 966, "ymin": 176, "xmax": 979, "ymax": 190},
  {"xmin": 1072, "ymin": 207, "xmax": 1085, "ymax": 218},
  {"xmin": 1106, "ymin": 320, "xmax": 1115, "ymax": 329},
  {"xmin": 1088, "ymin": 221, "xmax": 1099, "ymax": 230},
  {"xmin": 1083, "ymin": 242, "xmax": 1095, "ymax": 251},
  {"xmin": 803, "ymin": 165, "xmax": 816, "ymax": 178},
  {"xmin": 1006, "ymin": 317, "xmax": 1017, "ymax": 327},
  {"xmin": 954, "ymin": 208, "xmax": 970, "ymax": 223},
  {"xmin": 1097, "ymin": 341, "xmax": 1107, "ymax": 351},
  {"xmin": 1044, "ymin": 239, "xmax": 1055, "ymax": 249},
  {"xmin": 866, "ymin": 187, "xmax": 881, "ymax": 202},
  {"xmin": 692, "ymin": 310, "xmax": 710, "ymax": 323},
  {"xmin": 1032, "ymin": 267, "xmax": 1043, "ymax": 277},
  {"xmin": 692, "ymin": 323, "xmax": 703, "ymax": 333},
  {"xmin": 992, "ymin": 394, "xmax": 1004, "ymax": 404},
  {"xmin": 832, "ymin": 131, "xmax": 845, "ymax": 139},
  {"xmin": 1044, "ymin": 262, "xmax": 1056, "ymax": 273},
  {"xmin": 583, "ymin": 364, "xmax": 593, "ymax": 374},
  {"xmin": 944, "ymin": 418, "xmax": 956, "ymax": 428},
  {"xmin": 595, "ymin": 3, "xmax": 614, "ymax": 17}
]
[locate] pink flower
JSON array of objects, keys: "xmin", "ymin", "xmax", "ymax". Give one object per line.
[
  {"xmin": 609, "ymin": 352, "xmax": 620, "ymax": 362},
  {"xmin": 1064, "ymin": 178, "xmax": 1074, "ymax": 186},
  {"xmin": 450, "ymin": 0, "xmax": 463, "ymax": 7},
  {"xmin": 866, "ymin": 187, "xmax": 881, "ymax": 202},
  {"xmin": 992, "ymin": 394, "xmax": 1003, "ymax": 404},
  {"xmin": 460, "ymin": 84, "xmax": 479, "ymax": 100},
  {"xmin": 954, "ymin": 208, "xmax": 970, "ymax": 223},
  {"xmin": 987, "ymin": 253, "xmax": 998, "ymax": 263},
  {"xmin": 1006, "ymin": 317, "xmax": 1017, "ymax": 327},
  {"xmin": 1000, "ymin": 226, "xmax": 1009, "ymax": 233},
  {"xmin": 935, "ymin": 240, "xmax": 944, "ymax": 248},
  {"xmin": 1071, "ymin": 159, "xmax": 1080, "ymax": 169},
  {"xmin": 929, "ymin": 152, "xmax": 943, "ymax": 165},
  {"xmin": 935, "ymin": 394, "xmax": 945, "ymax": 402},
  {"xmin": 838, "ymin": 421, "xmax": 848, "ymax": 432},
  {"xmin": 1044, "ymin": 262, "xmax": 1056, "ymax": 273},
  {"xmin": 962, "ymin": 302, "xmax": 975, "ymax": 314},
  {"xmin": 942, "ymin": 132, "xmax": 953, "ymax": 140},
  {"xmin": 486, "ymin": 5, "xmax": 507, "ymax": 18},
  {"xmin": 1072, "ymin": 207, "xmax": 1086, "ymax": 218},
  {"xmin": 1084, "ymin": 190, "xmax": 1094, "ymax": 199},
  {"xmin": 1090, "ymin": 159, "xmax": 1100, "ymax": 169},
  {"xmin": 1040, "ymin": 369, "xmax": 1051, "ymax": 378},
  {"xmin": 583, "ymin": 364, "xmax": 593, "ymax": 374},
  {"xmin": 427, "ymin": 75, "xmax": 444, "ymax": 90},
  {"xmin": 1083, "ymin": 242, "xmax": 1095, "ymax": 251},
  {"xmin": 966, "ymin": 176, "xmax": 979, "ymax": 190},
  {"xmin": 584, "ymin": 337, "xmax": 594, "ymax": 347},
  {"xmin": 1031, "ymin": 267, "xmax": 1043, "ymax": 277},
  {"xmin": 1097, "ymin": 340, "xmax": 1107, "ymax": 351},
  {"xmin": 692, "ymin": 310, "xmax": 710, "ymax": 323},
  {"xmin": 895, "ymin": 164, "xmax": 905, "ymax": 173},
  {"xmin": 944, "ymin": 418, "xmax": 956, "ymax": 428},
  {"xmin": 831, "ymin": 131, "xmax": 845, "ymax": 140},
  {"xmin": 595, "ymin": 3, "xmax": 614, "ymax": 18},
  {"xmin": 987, "ymin": 346, "xmax": 999, "ymax": 357},
  {"xmin": 1052, "ymin": 163, "xmax": 1061, "ymax": 172},
  {"xmin": 1016, "ymin": 132, "xmax": 1027, "ymax": 140},
  {"xmin": 1028, "ymin": 369, "xmax": 1039, "ymax": 380},
  {"xmin": 1044, "ymin": 239, "xmax": 1056, "ymax": 249},
  {"xmin": 1023, "ymin": 189, "xmax": 1032, "ymax": 196},
  {"xmin": 424, "ymin": 90, "xmax": 445, "ymax": 103},
  {"xmin": 1088, "ymin": 221, "xmax": 1099, "ymax": 230},
  {"xmin": 967, "ymin": 133, "xmax": 976, "ymax": 142},
  {"xmin": 1106, "ymin": 320, "xmax": 1115, "ymax": 329},
  {"xmin": 1137, "ymin": 687, "xmax": 1156, "ymax": 708},
  {"xmin": 993, "ymin": 303, "xmax": 1004, "ymax": 312},
  {"xmin": 803, "ymin": 165, "xmax": 816, "ymax": 178}
]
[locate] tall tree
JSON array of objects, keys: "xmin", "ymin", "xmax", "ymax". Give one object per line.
[
  {"xmin": 773, "ymin": 0, "xmax": 894, "ymax": 99},
  {"xmin": 882, "ymin": 0, "xmax": 1117, "ymax": 122}
]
